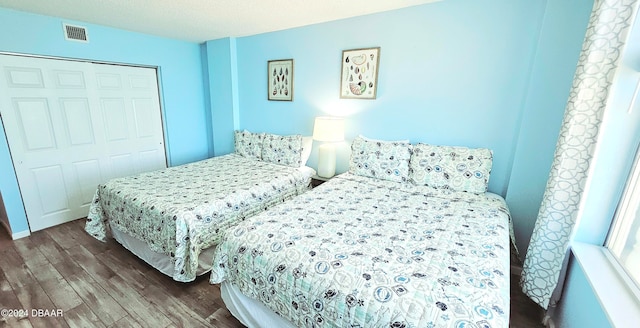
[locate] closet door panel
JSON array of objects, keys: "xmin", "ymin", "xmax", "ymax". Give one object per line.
[{"xmin": 0, "ymin": 54, "xmax": 166, "ymax": 231}]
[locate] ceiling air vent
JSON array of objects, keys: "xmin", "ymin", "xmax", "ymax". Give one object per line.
[{"xmin": 63, "ymin": 23, "xmax": 89, "ymax": 43}]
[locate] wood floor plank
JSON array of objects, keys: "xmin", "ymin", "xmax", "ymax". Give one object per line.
[
  {"xmin": 32, "ymin": 232, "xmax": 66, "ymax": 264},
  {"xmin": 32, "ymin": 231, "xmax": 76, "ymax": 270},
  {"xmin": 39, "ymin": 249, "xmax": 84, "ymax": 279},
  {"xmin": 142, "ymin": 284, "xmax": 211, "ymax": 327},
  {"xmin": 103, "ymin": 275, "xmax": 173, "ymax": 328},
  {"xmin": 62, "ymin": 302, "xmax": 106, "ymax": 328},
  {"xmin": 12, "ymin": 236, "xmax": 50, "ymax": 271},
  {"xmin": 94, "ymin": 248, "xmax": 151, "ymax": 291},
  {"xmin": 107, "ymin": 315, "xmax": 144, "ymax": 328},
  {"xmin": 29, "ymin": 262, "xmax": 83, "ymax": 312},
  {"xmin": 27, "ymin": 311, "xmax": 69, "ymax": 328},
  {"xmin": 33, "ymin": 235, "xmax": 85, "ymax": 279},
  {"xmin": 65, "ymin": 245, "xmax": 117, "ymax": 283},
  {"xmin": 44, "ymin": 222, "xmax": 100, "ymax": 251},
  {"xmin": 141, "ymin": 267, "xmax": 187, "ymax": 296},
  {"xmin": 166, "ymin": 275, "xmax": 224, "ymax": 320},
  {"xmin": 43, "ymin": 223, "xmax": 79, "ymax": 250},
  {"xmin": 102, "ymin": 239, "xmax": 156, "ymax": 276},
  {"xmin": 1, "ymin": 252, "xmax": 53, "ymax": 310},
  {"xmin": 0, "ymin": 247, "xmax": 27, "ymax": 284},
  {"xmin": 10, "ymin": 265, "xmax": 68, "ymax": 327},
  {"xmin": 66, "ymin": 271, "xmax": 127, "ymax": 327},
  {"xmin": 67, "ymin": 220, "xmax": 110, "ymax": 255},
  {"xmin": 0, "ymin": 270, "xmax": 23, "ymax": 308},
  {"xmin": 206, "ymin": 307, "xmax": 245, "ymax": 328},
  {"xmin": 0, "ymin": 316, "xmax": 34, "ymax": 328},
  {"xmin": 0, "ymin": 225, "xmax": 14, "ymax": 252},
  {"xmin": 0, "ymin": 271, "xmax": 33, "ymax": 328}
]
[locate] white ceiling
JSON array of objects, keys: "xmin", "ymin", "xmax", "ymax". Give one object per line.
[{"xmin": 0, "ymin": 0, "xmax": 440, "ymax": 43}]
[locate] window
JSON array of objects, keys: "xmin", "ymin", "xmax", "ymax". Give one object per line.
[{"xmin": 607, "ymin": 143, "xmax": 640, "ymax": 290}]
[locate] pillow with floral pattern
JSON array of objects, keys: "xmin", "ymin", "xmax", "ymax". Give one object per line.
[
  {"xmin": 234, "ymin": 130, "xmax": 265, "ymax": 160},
  {"xmin": 349, "ymin": 135, "xmax": 412, "ymax": 183},
  {"xmin": 262, "ymin": 133, "xmax": 303, "ymax": 167},
  {"xmin": 409, "ymin": 143, "xmax": 492, "ymax": 194}
]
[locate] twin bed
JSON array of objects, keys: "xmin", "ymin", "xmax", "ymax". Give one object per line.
[
  {"xmin": 85, "ymin": 131, "xmax": 315, "ymax": 281},
  {"xmin": 86, "ymin": 133, "xmax": 513, "ymax": 327}
]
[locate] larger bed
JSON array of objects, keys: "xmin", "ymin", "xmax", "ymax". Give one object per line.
[
  {"xmin": 209, "ymin": 137, "xmax": 513, "ymax": 327},
  {"xmin": 85, "ymin": 131, "xmax": 315, "ymax": 282}
]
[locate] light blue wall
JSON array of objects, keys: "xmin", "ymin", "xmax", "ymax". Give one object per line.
[
  {"xmin": 0, "ymin": 8, "xmax": 208, "ymax": 236},
  {"xmin": 199, "ymin": 44, "xmax": 215, "ymax": 158},
  {"xmin": 204, "ymin": 38, "xmax": 239, "ymax": 155},
  {"xmin": 554, "ymin": 257, "xmax": 612, "ymax": 327},
  {"xmin": 0, "ymin": 123, "xmax": 26, "ymax": 234},
  {"xmin": 506, "ymin": 0, "xmax": 593, "ymax": 257},
  {"xmin": 229, "ymin": 0, "xmax": 549, "ymax": 196}
]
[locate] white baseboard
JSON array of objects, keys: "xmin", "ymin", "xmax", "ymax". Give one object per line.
[
  {"xmin": 1, "ymin": 220, "xmax": 30, "ymax": 239},
  {"xmin": 12, "ymin": 229, "xmax": 30, "ymax": 240}
]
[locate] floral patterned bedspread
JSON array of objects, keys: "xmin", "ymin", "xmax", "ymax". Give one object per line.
[
  {"xmin": 210, "ymin": 173, "xmax": 512, "ymax": 327},
  {"xmin": 85, "ymin": 153, "xmax": 313, "ymax": 282}
]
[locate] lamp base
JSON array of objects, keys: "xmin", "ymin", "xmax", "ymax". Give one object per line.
[{"xmin": 317, "ymin": 143, "xmax": 336, "ymax": 178}]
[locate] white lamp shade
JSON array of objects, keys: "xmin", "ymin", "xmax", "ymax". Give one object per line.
[{"xmin": 313, "ymin": 117, "xmax": 344, "ymax": 142}]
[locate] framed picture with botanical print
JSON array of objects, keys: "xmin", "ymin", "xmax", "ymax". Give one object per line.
[
  {"xmin": 268, "ymin": 59, "xmax": 293, "ymax": 101},
  {"xmin": 340, "ymin": 47, "xmax": 380, "ymax": 99}
]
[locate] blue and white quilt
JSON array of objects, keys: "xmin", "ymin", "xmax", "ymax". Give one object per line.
[
  {"xmin": 85, "ymin": 153, "xmax": 313, "ymax": 282},
  {"xmin": 210, "ymin": 173, "xmax": 512, "ymax": 327}
]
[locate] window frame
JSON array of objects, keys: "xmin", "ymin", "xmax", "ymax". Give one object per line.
[{"xmin": 605, "ymin": 141, "xmax": 640, "ymax": 294}]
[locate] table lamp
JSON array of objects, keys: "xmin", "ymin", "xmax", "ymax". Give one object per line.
[{"xmin": 313, "ymin": 116, "xmax": 345, "ymax": 178}]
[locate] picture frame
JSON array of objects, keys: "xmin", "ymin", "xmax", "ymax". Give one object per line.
[
  {"xmin": 340, "ymin": 47, "xmax": 380, "ymax": 99},
  {"xmin": 268, "ymin": 59, "xmax": 294, "ymax": 101}
]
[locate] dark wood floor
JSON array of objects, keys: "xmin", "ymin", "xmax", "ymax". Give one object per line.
[{"xmin": 0, "ymin": 219, "xmax": 544, "ymax": 327}]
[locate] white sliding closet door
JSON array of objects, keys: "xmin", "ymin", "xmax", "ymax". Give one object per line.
[{"xmin": 0, "ymin": 54, "xmax": 166, "ymax": 232}]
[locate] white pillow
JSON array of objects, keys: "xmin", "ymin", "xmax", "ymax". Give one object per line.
[
  {"xmin": 261, "ymin": 134, "xmax": 303, "ymax": 168},
  {"xmin": 349, "ymin": 135, "xmax": 412, "ymax": 183},
  {"xmin": 300, "ymin": 136, "xmax": 312, "ymax": 166},
  {"xmin": 234, "ymin": 130, "xmax": 264, "ymax": 160},
  {"xmin": 409, "ymin": 143, "xmax": 493, "ymax": 194}
]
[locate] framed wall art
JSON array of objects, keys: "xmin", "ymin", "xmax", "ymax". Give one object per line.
[
  {"xmin": 268, "ymin": 59, "xmax": 293, "ymax": 101},
  {"xmin": 340, "ymin": 47, "xmax": 380, "ymax": 99}
]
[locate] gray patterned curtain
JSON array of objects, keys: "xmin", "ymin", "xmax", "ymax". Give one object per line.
[{"xmin": 520, "ymin": 0, "xmax": 638, "ymax": 310}]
